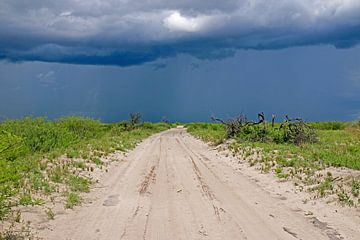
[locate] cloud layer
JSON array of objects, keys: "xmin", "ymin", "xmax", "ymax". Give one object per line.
[{"xmin": 1, "ymin": 0, "xmax": 360, "ymax": 66}]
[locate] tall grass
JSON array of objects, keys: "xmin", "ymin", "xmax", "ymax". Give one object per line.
[{"xmin": 0, "ymin": 117, "xmax": 104, "ymax": 156}]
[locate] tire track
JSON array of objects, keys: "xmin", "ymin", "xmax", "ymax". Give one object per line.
[{"xmin": 38, "ymin": 128, "xmax": 351, "ymax": 240}]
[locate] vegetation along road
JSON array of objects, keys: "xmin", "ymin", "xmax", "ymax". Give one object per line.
[{"xmin": 37, "ymin": 127, "xmax": 359, "ymax": 240}]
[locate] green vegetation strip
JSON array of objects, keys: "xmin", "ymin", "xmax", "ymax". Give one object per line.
[
  {"xmin": 187, "ymin": 122, "xmax": 359, "ymax": 169},
  {"xmin": 187, "ymin": 121, "xmax": 360, "ymax": 205},
  {"xmin": 0, "ymin": 117, "xmax": 171, "ymax": 220}
]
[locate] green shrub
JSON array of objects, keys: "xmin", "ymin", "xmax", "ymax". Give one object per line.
[
  {"xmin": 0, "ymin": 118, "xmax": 70, "ymax": 153},
  {"xmin": 352, "ymin": 179, "xmax": 360, "ymax": 197},
  {"xmin": 58, "ymin": 117, "xmax": 104, "ymax": 140},
  {"xmin": 280, "ymin": 119, "xmax": 318, "ymax": 145},
  {"xmin": 65, "ymin": 192, "xmax": 81, "ymax": 209},
  {"xmin": 317, "ymin": 173, "xmax": 333, "ymax": 197},
  {"xmin": 19, "ymin": 194, "xmax": 44, "ymax": 206},
  {"xmin": 338, "ymin": 191, "xmax": 353, "ymax": 206},
  {"xmin": 0, "ymin": 117, "xmax": 105, "ymax": 155}
]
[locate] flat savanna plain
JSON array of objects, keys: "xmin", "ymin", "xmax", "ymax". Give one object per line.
[{"xmin": 1, "ymin": 118, "xmax": 360, "ymax": 239}]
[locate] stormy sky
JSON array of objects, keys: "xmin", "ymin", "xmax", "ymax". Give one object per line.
[{"xmin": 1, "ymin": 0, "xmax": 360, "ymax": 122}]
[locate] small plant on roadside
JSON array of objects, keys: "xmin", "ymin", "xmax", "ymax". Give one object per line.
[
  {"xmin": 0, "ymin": 231, "xmax": 25, "ymax": 240},
  {"xmin": 14, "ymin": 210, "xmax": 21, "ymax": 223},
  {"xmin": 274, "ymin": 167, "xmax": 289, "ymax": 179},
  {"xmin": 66, "ymin": 150, "xmax": 80, "ymax": 159},
  {"xmin": 65, "ymin": 192, "xmax": 81, "ymax": 209},
  {"xmin": 338, "ymin": 191, "xmax": 353, "ymax": 206},
  {"xmin": 18, "ymin": 194, "xmax": 34, "ymax": 206},
  {"xmin": 67, "ymin": 176, "xmax": 90, "ymax": 193},
  {"xmin": 72, "ymin": 161, "xmax": 86, "ymax": 170},
  {"xmin": 19, "ymin": 194, "xmax": 44, "ymax": 206},
  {"xmin": 91, "ymin": 157, "xmax": 103, "ymax": 166},
  {"xmin": 0, "ymin": 220, "xmax": 32, "ymax": 240},
  {"xmin": 316, "ymin": 172, "xmax": 334, "ymax": 197},
  {"xmin": 0, "ymin": 196, "xmax": 11, "ymax": 221},
  {"xmin": 49, "ymin": 166, "xmax": 68, "ymax": 183},
  {"xmin": 351, "ymin": 179, "xmax": 360, "ymax": 197},
  {"xmin": 45, "ymin": 208, "xmax": 55, "ymax": 220}
]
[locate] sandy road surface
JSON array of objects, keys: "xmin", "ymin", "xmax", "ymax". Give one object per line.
[{"xmin": 39, "ymin": 128, "xmax": 358, "ymax": 240}]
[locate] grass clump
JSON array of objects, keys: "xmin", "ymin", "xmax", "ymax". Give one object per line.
[
  {"xmin": 316, "ymin": 173, "xmax": 334, "ymax": 197},
  {"xmin": 67, "ymin": 176, "xmax": 90, "ymax": 193},
  {"xmin": 338, "ymin": 191, "xmax": 353, "ymax": 206},
  {"xmin": 351, "ymin": 179, "xmax": 360, "ymax": 197},
  {"xmin": 65, "ymin": 192, "xmax": 81, "ymax": 209},
  {"xmin": 45, "ymin": 208, "xmax": 55, "ymax": 220},
  {"xmin": 0, "ymin": 231, "xmax": 26, "ymax": 240},
  {"xmin": 18, "ymin": 195, "xmax": 44, "ymax": 206}
]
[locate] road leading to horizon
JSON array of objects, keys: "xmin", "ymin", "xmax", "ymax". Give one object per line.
[{"xmin": 40, "ymin": 128, "xmax": 341, "ymax": 240}]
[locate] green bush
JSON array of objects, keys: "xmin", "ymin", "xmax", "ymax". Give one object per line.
[
  {"xmin": 58, "ymin": 117, "xmax": 104, "ymax": 140},
  {"xmin": 65, "ymin": 192, "xmax": 81, "ymax": 209},
  {"xmin": 280, "ymin": 119, "xmax": 318, "ymax": 145},
  {"xmin": 231, "ymin": 121, "xmax": 317, "ymax": 146},
  {"xmin": 0, "ymin": 117, "xmax": 107, "ymax": 155},
  {"xmin": 235, "ymin": 125, "xmax": 271, "ymax": 142},
  {"xmin": 0, "ymin": 118, "xmax": 72, "ymax": 153}
]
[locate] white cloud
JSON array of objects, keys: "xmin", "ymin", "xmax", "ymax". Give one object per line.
[
  {"xmin": 163, "ymin": 11, "xmax": 215, "ymax": 32},
  {"xmin": 59, "ymin": 11, "xmax": 72, "ymax": 17}
]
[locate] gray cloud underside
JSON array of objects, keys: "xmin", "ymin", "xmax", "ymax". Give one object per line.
[{"xmin": 1, "ymin": 0, "xmax": 360, "ymax": 66}]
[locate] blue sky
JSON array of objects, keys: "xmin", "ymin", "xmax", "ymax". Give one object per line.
[{"xmin": 1, "ymin": 0, "xmax": 360, "ymax": 122}]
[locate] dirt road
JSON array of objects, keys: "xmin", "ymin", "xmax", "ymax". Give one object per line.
[{"xmin": 39, "ymin": 128, "xmax": 358, "ymax": 240}]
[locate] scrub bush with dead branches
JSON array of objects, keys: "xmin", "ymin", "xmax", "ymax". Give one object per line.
[
  {"xmin": 123, "ymin": 112, "xmax": 142, "ymax": 130},
  {"xmin": 280, "ymin": 116, "xmax": 318, "ymax": 145},
  {"xmin": 129, "ymin": 112, "xmax": 142, "ymax": 126},
  {"xmin": 211, "ymin": 113, "xmax": 317, "ymax": 145},
  {"xmin": 211, "ymin": 112, "xmax": 265, "ymax": 138}
]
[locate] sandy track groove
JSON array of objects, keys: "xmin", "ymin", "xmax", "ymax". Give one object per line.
[{"xmin": 39, "ymin": 128, "xmax": 358, "ymax": 240}]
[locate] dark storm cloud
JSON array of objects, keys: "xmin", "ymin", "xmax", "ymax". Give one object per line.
[{"xmin": 0, "ymin": 0, "xmax": 360, "ymax": 66}]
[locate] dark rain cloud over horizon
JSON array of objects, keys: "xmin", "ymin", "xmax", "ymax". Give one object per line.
[
  {"xmin": 1, "ymin": 45, "xmax": 360, "ymax": 122},
  {"xmin": 1, "ymin": 0, "xmax": 360, "ymax": 66}
]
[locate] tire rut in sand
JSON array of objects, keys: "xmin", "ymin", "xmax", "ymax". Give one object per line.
[{"xmin": 139, "ymin": 166, "xmax": 157, "ymax": 195}]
